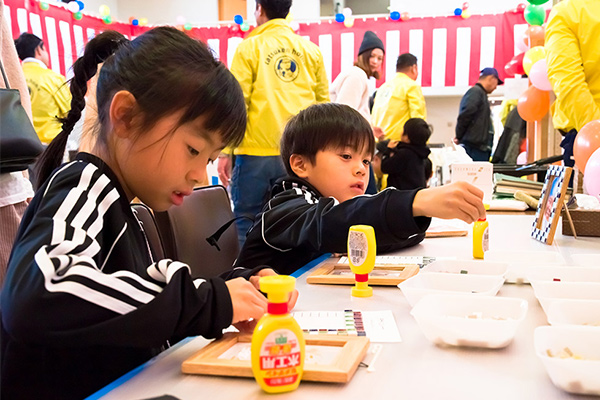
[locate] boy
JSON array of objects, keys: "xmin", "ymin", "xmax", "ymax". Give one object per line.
[
  {"xmin": 235, "ymin": 103, "xmax": 485, "ymax": 274},
  {"xmin": 379, "ymin": 118, "xmax": 432, "ymax": 190}
]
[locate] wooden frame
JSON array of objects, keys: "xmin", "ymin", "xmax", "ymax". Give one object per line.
[
  {"xmin": 531, "ymin": 165, "xmax": 572, "ymax": 245},
  {"xmin": 306, "ymin": 261, "xmax": 419, "ymax": 286},
  {"xmin": 182, "ymin": 332, "xmax": 370, "ymax": 383}
]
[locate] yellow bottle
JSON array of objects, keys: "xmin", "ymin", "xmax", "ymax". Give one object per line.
[
  {"xmin": 473, "ymin": 217, "xmax": 489, "ymax": 259},
  {"xmin": 251, "ymin": 275, "xmax": 305, "ymax": 393},
  {"xmin": 348, "ymin": 225, "xmax": 376, "ymax": 297}
]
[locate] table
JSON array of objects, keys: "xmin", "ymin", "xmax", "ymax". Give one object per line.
[{"xmin": 91, "ymin": 214, "xmax": 600, "ymax": 400}]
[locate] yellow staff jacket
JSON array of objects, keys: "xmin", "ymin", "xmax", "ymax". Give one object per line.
[
  {"xmin": 545, "ymin": 0, "xmax": 600, "ymax": 132},
  {"xmin": 371, "ymin": 72, "xmax": 427, "ymax": 141},
  {"xmin": 22, "ymin": 59, "xmax": 71, "ymax": 144},
  {"xmin": 229, "ymin": 19, "xmax": 329, "ymax": 156}
]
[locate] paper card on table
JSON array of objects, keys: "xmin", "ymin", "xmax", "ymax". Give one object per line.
[{"xmin": 292, "ymin": 310, "xmax": 402, "ymax": 343}]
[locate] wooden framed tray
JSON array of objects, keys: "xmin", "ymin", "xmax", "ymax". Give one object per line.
[
  {"xmin": 306, "ymin": 260, "xmax": 419, "ymax": 286},
  {"xmin": 182, "ymin": 332, "xmax": 369, "ymax": 383}
]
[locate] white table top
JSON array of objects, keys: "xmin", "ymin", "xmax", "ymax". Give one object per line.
[{"xmin": 92, "ymin": 214, "xmax": 600, "ymax": 400}]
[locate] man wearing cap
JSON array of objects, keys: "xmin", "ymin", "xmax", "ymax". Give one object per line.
[
  {"xmin": 371, "ymin": 53, "xmax": 427, "ymax": 141},
  {"xmin": 455, "ymin": 67, "xmax": 502, "ymax": 161},
  {"xmin": 218, "ymin": 0, "xmax": 329, "ymax": 247}
]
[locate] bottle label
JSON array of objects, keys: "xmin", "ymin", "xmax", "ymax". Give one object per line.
[
  {"xmin": 482, "ymin": 226, "xmax": 489, "ymax": 252},
  {"xmin": 348, "ymin": 230, "xmax": 368, "ymax": 266},
  {"xmin": 259, "ymin": 329, "xmax": 301, "ymax": 387}
]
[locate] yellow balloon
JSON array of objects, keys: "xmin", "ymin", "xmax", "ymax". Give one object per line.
[
  {"xmin": 139, "ymin": 17, "xmax": 148, "ymax": 26},
  {"xmin": 461, "ymin": 10, "xmax": 471, "ymax": 19},
  {"xmin": 344, "ymin": 17, "xmax": 354, "ymax": 28},
  {"xmin": 99, "ymin": 4, "xmax": 110, "ymax": 17},
  {"xmin": 285, "ymin": 12, "xmax": 294, "ymax": 22},
  {"xmin": 523, "ymin": 46, "xmax": 547, "ymax": 76}
]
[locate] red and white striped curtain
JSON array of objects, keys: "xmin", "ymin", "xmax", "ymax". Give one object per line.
[{"xmin": 5, "ymin": 0, "xmax": 526, "ymax": 88}]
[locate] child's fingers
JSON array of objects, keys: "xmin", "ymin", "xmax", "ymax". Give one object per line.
[{"xmin": 288, "ymin": 289, "xmax": 299, "ymax": 310}]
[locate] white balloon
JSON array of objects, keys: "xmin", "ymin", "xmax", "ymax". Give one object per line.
[
  {"xmin": 516, "ymin": 151, "xmax": 527, "ymax": 165},
  {"xmin": 342, "ymin": 7, "xmax": 353, "ymax": 17},
  {"xmin": 515, "ymin": 38, "xmax": 529, "ymax": 53},
  {"xmin": 67, "ymin": 1, "xmax": 80, "ymax": 13},
  {"xmin": 529, "ymin": 59, "xmax": 553, "ymax": 91}
]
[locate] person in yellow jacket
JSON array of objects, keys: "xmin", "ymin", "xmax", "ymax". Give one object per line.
[
  {"xmin": 218, "ymin": 0, "xmax": 329, "ymax": 246},
  {"xmin": 545, "ymin": 0, "xmax": 600, "ymax": 167},
  {"xmin": 14, "ymin": 33, "xmax": 71, "ymax": 145},
  {"xmin": 371, "ymin": 53, "xmax": 426, "ymax": 142}
]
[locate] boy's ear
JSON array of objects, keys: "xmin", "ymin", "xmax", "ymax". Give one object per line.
[
  {"xmin": 289, "ymin": 154, "xmax": 310, "ymax": 179},
  {"xmin": 109, "ymin": 90, "xmax": 138, "ymax": 139}
]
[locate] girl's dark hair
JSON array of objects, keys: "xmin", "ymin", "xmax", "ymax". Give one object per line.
[
  {"xmin": 36, "ymin": 27, "xmax": 246, "ymax": 188},
  {"xmin": 280, "ymin": 103, "xmax": 375, "ymax": 177},
  {"xmin": 355, "ymin": 51, "xmax": 381, "ymax": 80}
]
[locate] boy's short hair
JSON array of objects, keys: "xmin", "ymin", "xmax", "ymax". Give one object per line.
[
  {"xmin": 281, "ymin": 103, "xmax": 375, "ymax": 176},
  {"xmin": 403, "ymin": 118, "xmax": 431, "ymax": 146},
  {"xmin": 396, "ymin": 53, "xmax": 417, "ymax": 72},
  {"xmin": 257, "ymin": 0, "xmax": 292, "ymax": 20},
  {"xmin": 14, "ymin": 33, "xmax": 43, "ymax": 61}
]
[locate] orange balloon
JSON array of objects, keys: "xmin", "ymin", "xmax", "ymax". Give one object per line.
[
  {"xmin": 573, "ymin": 120, "xmax": 600, "ymax": 172},
  {"xmin": 517, "ymin": 86, "xmax": 550, "ymax": 122},
  {"xmin": 523, "ymin": 25, "xmax": 545, "ymax": 47}
]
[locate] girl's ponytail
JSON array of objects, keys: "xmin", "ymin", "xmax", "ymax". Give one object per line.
[{"xmin": 35, "ymin": 31, "xmax": 128, "ymax": 189}]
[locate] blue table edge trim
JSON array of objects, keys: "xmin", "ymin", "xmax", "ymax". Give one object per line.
[{"xmin": 86, "ymin": 253, "xmax": 331, "ymax": 399}]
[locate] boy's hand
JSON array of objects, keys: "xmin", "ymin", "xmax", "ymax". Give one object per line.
[
  {"xmin": 372, "ymin": 126, "xmax": 385, "ymax": 140},
  {"xmin": 412, "ymin": 181, "xmax": 486, "ymax": 224},
  {"xmin": 225, "ymin": 277, "xmax": 268, "ymax": 324},
  {"xmin": 249, "ymin": 268, "xmax": 299, "ymax": 311},
  {"xmin": 217, "ymin": 155, "xmax": 232, "ymax": 188}
]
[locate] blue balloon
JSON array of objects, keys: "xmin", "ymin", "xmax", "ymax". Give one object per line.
[
  {"xmin": 132, "ymin": 19, "xmax": 139, "ymax": 26},
  {"xmin": 390, "ymin": 11, "xmax": 400, "ymax": 20},
  {"xmin": 234, "ymin": 14, "xmax": 244, "ymax": 25},
  {"xmin": 454, "ymin": 7, "xmax": 462, "ymax": 16},
  {"xmin": 335, "ymin": 13, "xmax": 345, "ymax": 23},
  {"xmin": 76, "ymin": 0, "xmax": 84, "ymax": 11}
]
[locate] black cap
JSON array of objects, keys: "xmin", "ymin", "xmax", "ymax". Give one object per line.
[
  {"xmin": 480, "ymin": 67, "xmax": 503, "ymax": 85},
  {"xmin": 358, "ymin": 31, "xmax": 385, "ymax": 56}
]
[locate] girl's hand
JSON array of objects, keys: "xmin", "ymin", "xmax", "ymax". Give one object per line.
[
  {"xmin": 225, "ymin": 277, "xmax": 268, "ymax": 324},
  {"xmin": 412, "ymin": 181, "xmax": 486, "ymax": 224}
]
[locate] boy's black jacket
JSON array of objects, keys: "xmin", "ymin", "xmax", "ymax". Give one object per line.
[{"xmin": 236, "ymin": 176, "xmax": 431, "ymax": 274}]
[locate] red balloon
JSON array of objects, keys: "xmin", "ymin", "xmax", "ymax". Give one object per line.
[
  {"xmin": 516, "ymin": 3, "xmax": 526, "ymax": 12},
  {"xmin": 517, "ymin": 85, "xmax": 550, "ymax": 122},
  {"xmin": 504, "ymin": 59, "xmax": 519, "ymax": 77},
  {"xmin": 504, "ymin": 53, "xmax": 526, "ymax": 77},
  {"xmin": 574, "ymin": 120, "xmax": 600, "ymax": 172}
]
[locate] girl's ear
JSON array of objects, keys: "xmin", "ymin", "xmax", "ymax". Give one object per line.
[
  {"xmin": 109, "ymin": 90, "xmax": 138, "ymax": 138},
  {"xmin": 289, "ymin": 154, "xmax": 310, "ymax": 179}
]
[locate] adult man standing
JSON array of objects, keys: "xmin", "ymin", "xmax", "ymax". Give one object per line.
[
  {"xmin": 545, "ymin": 0, "xmax": 600, "ymax": 167},
  {"xmin": 371, "ymin": 53, "xmax": 427, "ymax": 141},
  {"xmin": 219, "ymin": 0, "xmax": 329, "ymax": 246},
  {"xmin": 455, "ymin": 68, "xmax": 502, "ymax": 161},
  {"xmin": 14, "ymin": 33, "xmax": 70, "ymax": 145}
]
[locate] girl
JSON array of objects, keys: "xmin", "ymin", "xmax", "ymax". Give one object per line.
[{"xmin": 1, "ymin": 27, "xmax": 282, "ymax": 399}]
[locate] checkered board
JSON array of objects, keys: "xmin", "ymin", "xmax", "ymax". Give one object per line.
[{"xmin": 531, "ymin": 165, "xmax": 572, "ymax": 245}]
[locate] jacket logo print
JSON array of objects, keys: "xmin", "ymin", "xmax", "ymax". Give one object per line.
[{"xmin": 274, "ymin": 55, "xmax": 299, "ymax": 82}]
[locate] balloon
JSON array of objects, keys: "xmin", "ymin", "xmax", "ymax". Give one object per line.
[
  {"xmin": 67, "ymin": 1, "xmax": 80, "ymax": 13},
  {"xmin": 290, "ymin": 21, "xmax": 300, "ymax": 31},
  {"xmin": 583, "ymin": 148, "xmax": 600, "ymax": 200},
  {"xmin": 184, "ymin": 23, "xmax": 192, "ymax": 31},
  {"xmin": 401, "ymin": 12, "xmax": 410, "ymax": 21},
  {"xmin": 527, "ymin": 0, "xmax": 549, "ymax": 4},
  {"xmin": 342, "ymin": 7, "xmax": 353, "ymax": 17},
  {"xmin": 285, "ymin": 13, "xmax": 293, "ymax": 21},
  {"xmin": 99, "ymin": 4, "xmax": 110, "ymax": 17},
  {"xmin": 390, "ymin": 11, "xmax": 400, "ymax": 20},
  {"xmin": 343, "ymin": 18, "xmax": 354, "ymax": 28},
  {"xmin": 76, "ymin": 1, "xmax": 84, "ymax": 11},
  {"xmin": 335, "ymin": 13, "xmax": 345, "ymax": 23},
  {"xmin": 523, "ymin": 46, "xmax": 546, "ymax": 75},
  {"xmin": 176, "ymin": 16, "xmax": 186, "ymax": 25},
  {"xmin": 574, "ymin": 120, "xmax": 600, "ymax": 172},
  {"xmin": 73, "ymin": 11, "xmax": 82, "ymax": 20},
  {"xmin": 516, "ymin": 151, "xmax": 528, "ymax": 165},
  {"xmin": 529, "ymin": 59, "xmax": 552, "ymax": 91},
  {"xmin": 504, "ymin": 53, "xmax": 525, "ymax": 77},
  {"xmin": 240, "ymin": 22, "xmax": 250, "ymax": 32},
  {"xmin": 454, "ymin": 8, "xmax": 462, "ymax": 16},
  {"xmin": 39, "ymin": 2, "xmax": 49, "ymax": 11},
  {"xmin": 523, "ymin": 25, "xmax": 545, "ymax": 47},
  {"xmin": 516, "ymin": 36, "xmax": 529, "ymax": 53},
  {"xmin": 233, "ymin": 14, "xmax": 243, "ymax": 25},
  {"xmin": 461, "ymin": 10, "xmax": 471, "ymax": 19},
  {"xmin": 132, "ymin": 19, "xmax": 139, "ymax": 26},
  {"xmin": 524, "ymin": 4, "xmax": 546, "ymax": 25},
  {"xmin": 139, "ymin": 18, "xmax": 148, "ymax": 26},
  {"xmin": 462, "ymin": 2, "xmax": 470, "ymax": 9},
  {"xmin": 516, "ymin": 3, "xmax": 527, "ymax": 12},
  {"xmin": 128, "ymin": 16, "xmax": 135, "ymax": 24},
  {"xmin": 102, "ymin": 15, "xmax": 112, "ymax": 24},
  {"xmin": 517, "ymin": 85, "xmax": 550, "ymax": 122}
]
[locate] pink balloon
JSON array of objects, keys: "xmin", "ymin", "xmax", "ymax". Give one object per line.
[
  {"xmin": 583, "ymin": 147, "xmax": 600, "ymax": 200},
  {"xmin": 516, "ymin": 151, "xmax": 528, "ymax": 165},
  {"xmin": 515, "ymin": 38, "xmax": 529, "ymax": 53},
  {"xmin": 529, "ymin": 59, "xmax": 552, "ymax": 91}
]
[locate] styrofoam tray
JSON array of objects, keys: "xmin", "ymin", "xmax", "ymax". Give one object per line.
[
  {"xmin": 485, "ymin": 250, "xmax": 564, "ymax": 284},
  {"xmin": 546, "ymin": 299, "xmax": 600, "ymax": 327},
  {"xmin": 422, "ymin": 259, "xmax": 507, "ymax": 278}
]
